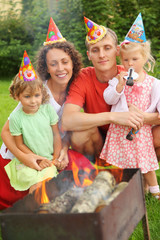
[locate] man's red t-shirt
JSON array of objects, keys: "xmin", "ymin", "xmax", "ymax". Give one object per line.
[{"xmin": 65, "ymin": 66, "xmax": 124, "ymax": 134}]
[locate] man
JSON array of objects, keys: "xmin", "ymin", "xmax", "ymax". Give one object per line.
[{"xmin": 62, "ymin": 17, "xmax": 160, "ymax": 158}]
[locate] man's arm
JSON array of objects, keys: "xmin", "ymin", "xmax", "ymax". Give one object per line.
[
  {"xmin": 62, "ymin": 103, "xmax": 144, "ymax": 132},
  {"xmin": 144, "ymin": 112, "xmax": 160, "ymax": 125},
  {"xmin": 128, "ymin": 103, "xmax": 160, "ymax": 125}
]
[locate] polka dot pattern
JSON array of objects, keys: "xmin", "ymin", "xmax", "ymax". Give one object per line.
[{"xmin": 100, "ymin": 75, "xmax": 159, "ymax": 173}]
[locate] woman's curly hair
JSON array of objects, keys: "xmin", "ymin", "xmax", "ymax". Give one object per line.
[{"xmin": 36, "ymin": 41, "xmax": 83, "ymax": 93}]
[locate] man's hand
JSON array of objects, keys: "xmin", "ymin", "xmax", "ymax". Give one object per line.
[
  {"xmin": 112, "ymin": 108, "xmax": 144, "ymax": 131},
  {"xmin": 128, "ymin": 103, "xmax": 143, "ymax": 115}
]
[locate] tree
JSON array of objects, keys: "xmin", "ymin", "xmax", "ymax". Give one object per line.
[{"xmin": 0, "ymin": 0, "xmax": 159, "ymax": 77}]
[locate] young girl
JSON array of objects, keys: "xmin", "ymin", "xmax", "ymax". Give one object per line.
[
  {"xmin": 100, "ymin": 40, "xmax": 160, "ymax": 200},
  {"xmin": 4, "ymin": 50, "xmax": 62, "ymax": 193}
]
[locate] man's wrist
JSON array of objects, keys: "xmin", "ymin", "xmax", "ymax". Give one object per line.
[{"xmin": 144, "ymin": 112, "xmax": 159, "ymax": 125}]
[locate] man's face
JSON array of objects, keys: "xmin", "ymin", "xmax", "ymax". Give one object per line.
[{"xmin": 87, "ymin": 35, "xmax": 118, "ymax": 73}]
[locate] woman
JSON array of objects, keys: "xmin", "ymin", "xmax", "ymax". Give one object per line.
[
  {"xmin": 0, "ymin": 20, "xmax": 84, "ymax": 209},
  {"xmin": 36, "ymin": 40, "xmax": 83, "ymax": 170}
]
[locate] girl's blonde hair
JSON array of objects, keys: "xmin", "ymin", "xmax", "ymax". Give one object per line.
[
  {"xmin": 9, "ymin": 73, "xmax": 49, "ymax": 104},
  {"xmin": 119, "ymin": 41, "xmax": 155, "ymax": 72}
]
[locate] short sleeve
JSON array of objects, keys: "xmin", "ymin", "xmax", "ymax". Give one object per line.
[
  {"xmin": 65, "ymin": 71, "xmax": 86, "ymax": 107},
  {"xmin": 9, "ymin": 111, "xmax": 22, "ymax": 136},
  {"xmin": 46, "ymin": 104, "xmax": 59, "ymax": 126}
]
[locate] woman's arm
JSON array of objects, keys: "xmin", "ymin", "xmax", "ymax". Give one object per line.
[
  {"xmin": 14, "ymin": 135, "xmax": 33, "ymax": 154},
  {"xmin": 52, "ymin": 123, "xmax": 62, "ymax": 160},
  {"xmin": 52, "ymin": 125, "xmax": 70, "ymax": 170},
  {"xmin": 56, "ymin": 133, "xmax": 70, "ymax": 169}
]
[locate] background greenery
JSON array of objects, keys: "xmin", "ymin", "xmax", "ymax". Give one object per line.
[{"xmin": 0, "ymin": 0, "xmax": 160, "ymax": 78}]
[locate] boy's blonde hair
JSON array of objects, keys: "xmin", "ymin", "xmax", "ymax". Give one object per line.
[
  {"xmin": 9, "ymin": 73, "xmax": 49, "ymax": 104},
  {"xmin": 119, "ymin": 41, "xmax": 155, "ymax": 72}
]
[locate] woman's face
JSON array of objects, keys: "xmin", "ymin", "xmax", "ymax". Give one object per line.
[{"xmin": 46, "ymin": 48, "xmax": 73, "ymax": 86}]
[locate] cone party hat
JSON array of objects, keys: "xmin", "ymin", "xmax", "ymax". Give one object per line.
[
  {"xmin": 84, "ymin": 16, "xmax": 107, "ymax": 44},
  {"xmin": 125, "ymin": 13, "xmax": 146, "ymax": 43},
  {"xmin": 43, "ymin": 17, "xmax": 66, "ymax": 46},
  {"xmin": 18, "ymin": 50, "xmax": 37, "ymax": 81}
]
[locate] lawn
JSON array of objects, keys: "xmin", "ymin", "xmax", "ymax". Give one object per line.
[
  {"xmin": 0, "ymin": 78, "xmax": 17, "ymax": 146},
  {"xmin": 0, "ymin": 79, "xmax": 160, "ymax": 240}
]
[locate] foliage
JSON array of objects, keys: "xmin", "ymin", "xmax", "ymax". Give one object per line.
[
  {"xmin": 0, "ymin": 14, "xmax": 33, "ymax": 76},
  {"xmin": 0, "ymin": 0, "xmax": 160, "ymax": 77},
  {"xmin": 49, "ymin": 0, "xmax": 87, "ymax": 64}
]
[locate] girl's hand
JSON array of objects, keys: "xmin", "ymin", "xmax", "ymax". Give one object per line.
[{"xmin": 116, "ymin": 72, "xmax": 128, "ymax": 93}]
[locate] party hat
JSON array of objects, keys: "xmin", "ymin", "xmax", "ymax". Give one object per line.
[
  {"xmin": 84, "ymin": 16, "xmax": 107, "ymax": 44},
  {"xmin": 125, "ymin": 13, "xmax": 146, "ymax": 43},
  {"xmin": 43, "ymin": 17, "xmax": 66, "ymax": 46},
  {"xmin": 18, "ymin": 50, "xmax": 37, "ymax": 81}
]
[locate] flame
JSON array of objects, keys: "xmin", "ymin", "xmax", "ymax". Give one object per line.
[
  {"xmin": 41, "ymin": 180, "xmax": 50, "ymax": 203},
  {"xmin": 94, "ymin": 157, "xmax": 123, "ymax": 183},
  {"xmin": 34, "ymin": 179, "xmax": 50, "ymax": 204},
  {"xmin": 72, "ymin": 160, "xmax": 81, "ymax": 186},
  {"xmin": 72, "ymin": 161, "xmax": 93, "ymax": 187}
]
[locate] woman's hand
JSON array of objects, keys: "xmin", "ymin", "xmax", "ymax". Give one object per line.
[
  {"xmin": 53, "ymin": 148, "xmax": 69, "ymax": 170},
  {"xmin": 37, "ymin": 158, "xmax": 52, "ymax": 169},
  {"xmin": 21, "ymin": 153, "xmax": 51, "ymax": 171}
]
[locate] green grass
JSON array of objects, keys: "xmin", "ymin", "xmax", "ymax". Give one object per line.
[
  {"xmin": 0, "ymin": 79, "xmax": 160, "ymax": 240},
  {"xmin": 0, "ymin": 79, "xmax": 17, "ymax": 146}
]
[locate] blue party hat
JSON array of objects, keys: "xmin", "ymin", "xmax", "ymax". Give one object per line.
[{"xmin": 125, "ymin": 13, "xmax": 146, "ymax": 43}]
